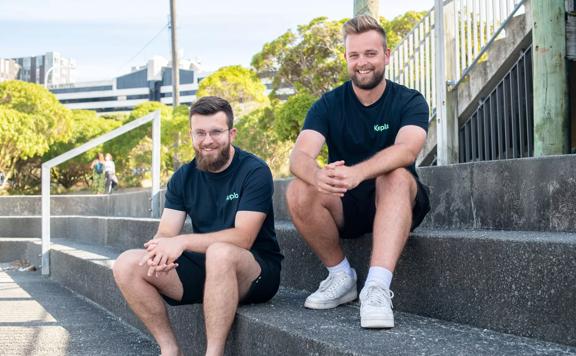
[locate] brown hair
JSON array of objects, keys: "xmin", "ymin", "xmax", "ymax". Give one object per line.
[
  {"xmin": 342, "ymin": 15, "xmax": 387, "ymax": 50},
  {"xmin": 189, "ymin": 96, "xmax": 234, "ymax": 129}
]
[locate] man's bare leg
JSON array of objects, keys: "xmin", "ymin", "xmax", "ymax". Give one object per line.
[
  {"xmin": 285, "ymin": 178, "xmax": 345, "ymax": 267},
  {"xmin": 286, "ymin": 178, "xmax": 357, "ymax": 310},
  {"xmin": 359, "ymin": 168, "xmax": 418, "ymax": 328},
  {"xmin": 113, "ymin": 249, "xmax": 184, "ymax": 356},
  {"xmin": 203, "ymin": 242, "xmax": 261, "ymax": 356},
  {"xmin": 371, "ymin": 168, "xmax": 417, "ymax": 271}
]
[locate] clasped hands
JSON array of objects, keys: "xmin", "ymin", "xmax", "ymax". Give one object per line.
[
  {"xmin": 138, "ymin": 236, "xmax": 185, "ymax": 277},
  {"xmin": 314, "ymin": 160, "xmax": 363, "ymax": 196}
]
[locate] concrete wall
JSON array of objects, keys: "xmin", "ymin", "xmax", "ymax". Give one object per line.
[
  {"xmin": 0, "ymin": 190, "xmax": 164, "ymax": 218},
  {"xmin": 3, "ymin": 154, "xmax": 576, "ymax": 233},
  {"xmin": 276, "ymin": 154, "xmax": 576, "ymax": 232},
  {"xmin": 418, "ymin": 154, "xmax": 576, "ymax": 232}
]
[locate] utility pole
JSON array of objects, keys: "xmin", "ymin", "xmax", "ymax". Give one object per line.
[
  {"xmin": 170, "ymin": 0, "xmax": 180, "ymax": 107},
  {"xmin": 353, "ymin": 0, "xmax": 379, "ymax": 18},
  {"xmin": 532, "ymin": 0, "xmax": 569, "ymax": 155}
]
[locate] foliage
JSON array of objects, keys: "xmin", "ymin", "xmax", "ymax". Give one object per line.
[
  {"xmin": 104, "ymin": 102, "xmax": 194, "ymax": 187},
  {"xmin": 1, "ymin": 10, "xmax": 428, "ymax": 192},
  {"xmin": 273, "ymin": 91, "xmax": 317, "ymax": 142},
  {"xmin": 382, "ymin": 11, "xmax": 428, "ymax": 50},
  {"xmin": 234, "ymin": 106, "xmax": 292, "ymax": 177},
  {"xmin": 0, "ymin": 81, "xmax": 73, "ymax": 181},
  {"xmin": 47, "ymin": 110, "xmax": 122, "ymax": 189},
  {"xmin": 196, "ymin": 65, "xmax": 269, "ymax": 118},
  {"xmin": 251, "ymin": 13, "xmax": 427, "ymax": 98},
  {"xmin": 252, "ymin": 17, "xmax": 348, "ymax": 97}
]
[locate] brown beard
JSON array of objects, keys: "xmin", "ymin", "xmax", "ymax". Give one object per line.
[
  {"xmin": 195, "ymin": 143, "xmax": 231, "ymax": 172},
  {"xmin": 350, "ymin": 67, "xmax": 385, "ymax": 90}
]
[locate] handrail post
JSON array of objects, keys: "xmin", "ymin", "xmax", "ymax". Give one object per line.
[
  {"xmin": 151, "ymin": 111, "xmax": 161, "ymax": 218},
  {"xmin": 41, "ymin": 165, "xmax": 51, "ymax": 275},
  {"xmin": 40, "ymin": 110, "xmax": 161, "ymax": 275},
  {"xmin": 435, "ymin": 0, "xmax": 449, "ymax": 165}
]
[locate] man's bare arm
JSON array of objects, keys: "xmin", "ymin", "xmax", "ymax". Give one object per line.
[
  {"xmin": 179, "ymin": 210, "xmax": 266, "ymax": 252},
  {"xmin": 289, "ymin": 130, "xmax": 347, "ymax": 195},
  {"xmin": 155, "ymin": 208, "xmax": 187, "ymax": 238},
  {"xmin": 332, "ymin": 125, "xmax": 427, "ymax": 189},
  {"xmin": 141, "ymin": 211, "xmax": 267, "ymax": 270}
]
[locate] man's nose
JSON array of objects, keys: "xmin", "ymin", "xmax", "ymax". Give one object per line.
[
  {"xmin": 203, "ymin": 133, "xmax": 215, "ymax": 144},
  {"xmin": 356, "ymin": 55, "xmax": 368, "ymax": 66}
]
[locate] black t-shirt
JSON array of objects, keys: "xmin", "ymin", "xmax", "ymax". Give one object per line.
[
  {"xmin": 303, "ymin": 80, "xmax": 429, "ymax": 176},
  {"xmin": 164, "ymin": 147, "xmax": 283, "ymax": 263}
]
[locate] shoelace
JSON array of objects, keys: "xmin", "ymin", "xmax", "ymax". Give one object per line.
[
  {"xmin": 364, "ymin": 284, "xmax": 394, "ymax": 308},
  {"xmin": 317, "ymin": 273, "xmax": 348, "ymax": 295}
]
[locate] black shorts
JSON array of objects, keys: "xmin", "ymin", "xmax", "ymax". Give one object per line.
[
  {"xmin": 338, "ymin": 172, "xmax": 430, "ymax": 239},
  {"xmin": 161, "ymin": 250, "xmax": 281, "ymax": 306}
]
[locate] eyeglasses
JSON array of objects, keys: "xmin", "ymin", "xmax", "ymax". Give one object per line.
[{"xmin": 191, "ymin": 129, "xmax": 230, "ymax": 140}]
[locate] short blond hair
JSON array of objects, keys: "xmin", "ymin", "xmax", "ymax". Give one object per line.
[{"xmin": 342, "ymin": 15, "xmax": 387, "ymax": 50}]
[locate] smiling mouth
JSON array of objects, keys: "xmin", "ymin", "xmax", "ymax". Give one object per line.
[{"xmin": 357, "ymin": 69, "xmax": 372, "ymax": 74}]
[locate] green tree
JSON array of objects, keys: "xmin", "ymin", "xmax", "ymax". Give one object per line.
[
  {"xmin": 251, "ymin": 13, "xmax": 427, "ymax": 98},
  {"xmin": 234, "ymin": 106, "xmax": 292, "ymax": 177},
  {"xmin": 196, "ymin": 65, "xmax": 269, "ymax": 118},
  {"xmin": 252, "ymin": 17, "xmax": 347, "ymax": 97},
  {"xmin": 273, "ymin": 91, "xmax": 317, "ymax": 142},
  {"xmin": 103, "ymin": 102, "xmax": 194, "ymax": 187},
  {"xmin": 382, "ymin": 11, "xmax": 428, "ymax": 50},
  {"xmin": 0, "ymin": 81, "xmax": 73, "ymax": 190},
  {"xmin": 45, "ymin": 110, "xmax": 122, "ymax": 190}
]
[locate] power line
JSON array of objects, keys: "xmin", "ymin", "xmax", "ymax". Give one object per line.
[{"xmin": 116, "ymin": 23, "xmax": 169, "ymax": 74}]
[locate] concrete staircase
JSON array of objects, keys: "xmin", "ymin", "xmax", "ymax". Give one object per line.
[{"xmin": 1, "ymin": 155, "xmax": 576, "ymax": 355}]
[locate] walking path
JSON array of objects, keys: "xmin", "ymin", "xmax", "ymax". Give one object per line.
[{"xmin": 0, "ymin": 270, "xmax": 158, "ymax": 356}]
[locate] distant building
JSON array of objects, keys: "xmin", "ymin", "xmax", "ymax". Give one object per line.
[
  {"xmin": 49, "ymin": 57, "xmax": 209, "ymax": 113},
  {"xmin": 11, "ymin": 51, "xmax": 76, "ymax": 86},
  {"xmin": 0, "ymin": 58, "xmax": 20, "ymax": 82}
]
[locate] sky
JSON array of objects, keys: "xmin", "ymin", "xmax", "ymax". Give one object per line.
[{"xmin": 0, "ymin": 0, "xmax": 432, "ymax": 82}]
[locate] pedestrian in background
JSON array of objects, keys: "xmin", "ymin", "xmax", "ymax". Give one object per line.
[
  {"xmin": 104, "ymin": 153, "xmax": 118, "ymax": 194},
  {"xmin": 90, "ymin": 153, "xmax": 105, "ymax": 194}
]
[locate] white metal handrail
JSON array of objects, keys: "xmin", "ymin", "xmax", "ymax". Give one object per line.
[
  {"xmin": 41, "ymin": 110, "xmax": 161, "ymax": 275},
  {"xmin": 388, "ymin": 5, "xmax": 437, "ymax": 114},
  {"xmin": 452, "ymin": 0, "xmax": 526, "ymax": 86},
  {"xmin": 388, "ymin": 0, "xmax": 526, "ymax": 115}
]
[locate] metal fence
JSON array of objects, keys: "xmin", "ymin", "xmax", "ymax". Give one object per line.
[
  {"xmin": 388, "ymin": 7, "xmax": 437, "ymax": 114},
  {"xmin": 458, "ymin": 46, "xmax": 533, "ymax": 162},
  {"xmin": 388, "ymin": 0, "xmax": 525, "ymax": 118}
]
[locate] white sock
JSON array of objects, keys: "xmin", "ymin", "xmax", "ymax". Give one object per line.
[
  {"xmin": 365, "ymin": 266, "xmax": 393, "ymax": 290},
  {"xmin": 326, "ymin": 257, "xmax": 353, "ymax": 277}
]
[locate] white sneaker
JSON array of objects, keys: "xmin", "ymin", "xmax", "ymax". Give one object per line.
[
  {"xmin": 304, "ymin": 269, "xmax": 357, "ymax": 309},
  {"xmin": 360, "ymin": 281, "xmax": 395, "ymax": 328}
]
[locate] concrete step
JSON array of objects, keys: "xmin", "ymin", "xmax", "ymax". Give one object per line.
[
  {"xmin": 3, "ymin": 155, "xmax": 576, "ymax": 233},
  {"xmin": 276, "ymin": 221, "xmax": 576, "ymax": 346},
  {"xmin": 0, "ymin": 190, "xmax": 162, "ymax": 218},
  {"xmin": 2, "ymin": 212, "xmax": 575, "ymax": 346},
  {"xmin": 276, "ymin": 155, "xmax": 576, "ymax": 233},
  {"xmin": 0, "ymin": 216, "xmax": 164, "ymax": 251},
  {"xmin": 0, "ymin": 269, "xmax": 158, "ymax": 355},
  {"xmin": 2, "ymin": 210, "xmax": 576, "ymax": 345},
  {"xmin": 2, "ymin": 237, "xmax": 575, "ymax": 356}
]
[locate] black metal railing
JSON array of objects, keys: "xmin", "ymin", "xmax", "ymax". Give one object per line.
[{"xmin": 459, "ymin": 45, "xmax": 533, "ymax": 163}]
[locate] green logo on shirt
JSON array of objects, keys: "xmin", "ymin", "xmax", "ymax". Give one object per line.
[
  {"xmin": 226, "ymin": 192, "xmax": 239, "ymax": 201},
  {"xmin": 374, "ymin": 124, "xmax": 389, "ymax": 132}
]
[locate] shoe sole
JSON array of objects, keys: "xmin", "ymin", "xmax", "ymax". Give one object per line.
[
  {"xmin": 304, "ymin": 289, "xmax": 358, "ymax": 309},
  {"xmin": 360, "ymin": 318, "xmax": 394, "ymax": 328}
]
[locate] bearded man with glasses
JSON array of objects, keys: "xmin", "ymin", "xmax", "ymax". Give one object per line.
[{"xmin": 113, "ymin": 96, "xmax": 283, "ymax": 356}]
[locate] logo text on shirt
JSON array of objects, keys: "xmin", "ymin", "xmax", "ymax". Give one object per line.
[
  {"xmin": 374, "ymin": 124, "xmax": 389, "ymax": 132},
  {"xmin": 226, "ymin": 192, "xmax": 239, "ymax": 201}
]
